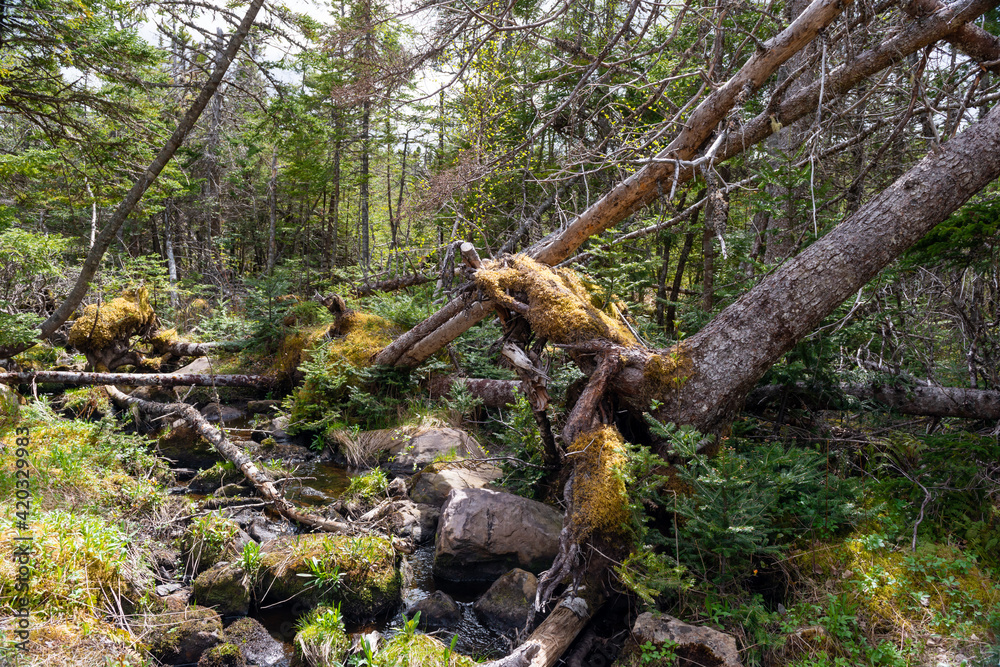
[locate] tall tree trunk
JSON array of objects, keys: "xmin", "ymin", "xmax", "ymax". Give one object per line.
[
  {"xmin": 360, "ymin": 98, "xmax": 371, "ymax": 269},
  {"xmin": 266, "ymin": 152, "xmax": 278, "ymax": 276},
  {"xmin": 9, "ymin": 0, "xmax": 266, "ymax": 357}
]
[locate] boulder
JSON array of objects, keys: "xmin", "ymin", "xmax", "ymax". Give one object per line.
[
  {"xmin": 434, "ymin": 488, "xmax": 563, "ymax": 584},
  {"xmin": 410, "ymin": 464, "xmax": 503, "ymax": 507},
  {"xmin": 201, "ymin": 403, "xmax": 246, "ymax": 423},
  {"xmin": 473, "ymin": 568, "xmax": 537, "ymax": 631},
  {"xmin": 383, "ymin": 427, "xmax": 486, "ymax": 473},
  {"xmin": 247, "ymin": 399, "xmax": 281, "ymax": 415},
  {"xmin": 191, "ymin": 563, "xmax": 250, "ymax": 616},
  {"xmin": 407, "ymin": 591, "xmax": 462, "ymax": 630},
  {"xmin": 390, "ymin": 501, "xmax": 439, "ymax": 544},
  {"xmin": 197, "ymin": 643, "xmax": 247, "ymax": 667},
  {"xmin": 246, "ymin": 516, "xmax": 296, "ymax": 544},
  {"xmin": 258, "ymin": 534, "xmax": 402, "ymax": 621},
  {"xmin": 630, "ymin": 612, "xmax": 742, "ymax": 667},
  {"xmin": 225, "ymin": 617, "xmax": 292, "ymax": 667},
  {"xmin": 142, "ymin": 605, "xmax": 224, "ymax": 665}
]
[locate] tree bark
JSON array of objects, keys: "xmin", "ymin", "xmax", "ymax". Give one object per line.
[
  {"xmin": 625, "ymin": 101, "xmax": 1000, "ymax": 432},
  {"xmin": 748, "ymin": 382, "xmax": 1000, "ymax": 420},
  {"xmin": 16, "ymin": 0, "xmax": 266, "ymax": 355},
  {"xmin": 0, "ymin": 370, "xmax": 277, "ymax": 389},
  {"xmin": 526, "ymin": 0, "xmax": 852, "ymax": 266}
]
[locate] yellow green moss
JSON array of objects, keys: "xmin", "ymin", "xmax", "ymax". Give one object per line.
[
  {"xmin": 68, "ymin": 287, "xmax": 156, "ymax": 352},
  {"xmin": 566, "ymin": 425, "xmax": 632, "ymax": 540},
  {"xmin": 474, "ymin": 255, "xmax": 637, "ymax": 346},
  {"xmin": 273, "ymin": 323, "xmax": 336, "ymax": 377},
  {"xmin": 642, "ymin": 345, "xmax": 692, "ymax": 393},
  {"xmin": 61, "ymin": 386, "xmax": 111, "ymax": 419},
  {"xmin": 795, "ymin": 534, "xmax": 1000, "ymax": 639}
]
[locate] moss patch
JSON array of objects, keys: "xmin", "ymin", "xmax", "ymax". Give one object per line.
[
  {"xmin": 68, "ymin": 286, "xmax": 156, "ymax": 353},
  {"xmin": 273, "ymin": 323, "xmax": 335, "ymax": 378},
  {"xmin": 474, "ymin": 254, "xmax": 636, "ymax": 346},
  {"xmin": 566, "ymin": 425, "xmax": 632, "ymax": 541}
]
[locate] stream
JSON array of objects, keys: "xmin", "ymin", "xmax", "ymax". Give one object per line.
[{"xmin": 188, "ymin": 410, "xmax": 511, "ymax": 663}]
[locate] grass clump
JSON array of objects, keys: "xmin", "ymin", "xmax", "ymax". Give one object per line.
[
  {"xmin": 344, "ymin": 468, "xmax": 389, "ymax": 502},
  {"xmin": 375, "ymin": 631, "xmax": 478, "ymax": 667},
  {"xmin": 178, "ymin": 513, "xmax": 241, "ymax": 575},
  {"xmin": 295, "ymin": 604, "xmax": 350, "ymax": 667},
  {"xmin": 474, "ymin": 254, "xmax": 636, "ymax": 346},
  {"xmin": 260, "ymin": 533, "xmax": 401, "ymax": 620},
  {"xmin": 0, "ymin": 400, "xmax": 167, "ymax": 515}
]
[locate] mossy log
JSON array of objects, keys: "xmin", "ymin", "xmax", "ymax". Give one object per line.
[
  {"xmin": 105, "ymin": 385, "xmax": 353, "ymax": 534},
  {"xmin": 0, "ymin": 370, "xmax": 276, "ymax": 388}
]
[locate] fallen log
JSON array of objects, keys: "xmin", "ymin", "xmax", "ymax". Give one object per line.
[
  {"xmin": 480, "ymin": 590, "xmax": 603, "ymax": 667},
  {"xmin": 105, "ymin": 385, "xmax": 353, "ymax": 534},
  {"xmin": 427, "ymin": 375, "xmax": 522, "ymax": 408},
  {"xmin": 0, "ymin": 370, "xmax": 277, "ymax": 389},
  {"xmin": 155, "ymin": 340, "xmax": 245, "ymax": 357},
  {"xmin": 353, "ymin": 272, "xmax": 433, "ymax": 297},
  {"xmin": 747, "ymin": 382, "xmax": 1000, "ymax": 420}
]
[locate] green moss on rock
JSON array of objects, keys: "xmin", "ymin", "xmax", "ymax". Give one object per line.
[
  {"xmin": 191, "ymin": 562, "xmax": 250, "ymax": 616},
  {"xmin": 258, "ymin": 533, "xmax": 401, "ymax": 621},
  {"xmin": 198, "ymin": 642, "xmax": 247, "ymax": 667}
]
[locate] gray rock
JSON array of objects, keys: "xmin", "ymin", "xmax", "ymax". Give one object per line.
[
  {"xmin": 156, "ymin": 583, "xmax": 183, "ymax": 597},
  {"xmin": 247, "ymin": 399, "xmax": 281, "ymax": 415},
  {"xmin": 247, "ymin": 516, "xmax": 295, "ymax": 543},
  {"xmin": 631, "ymin": 612, "xmax": 742, "ymax": 667},
  {"xmin": 201, "ymin": 403, "xmax": 246, "ymax": 423},
  {"xmin": 142, "ymin": 605, "xmax": 223, "ymax": 665},
  {"xmin": 473, "ymin": 568, "xmax": 537, "ymax": 631},
  {"xmin": 407, "ymin": 591, "xmax": 462, "ymax": 630},
  {"xmin": 388, "ymin": 476, "xmax": 408, "ymax": 498},
  {"xmin": 226, "ymin": 617, "xmax": 292, "ymax": 667},
  {"xmin": 410, "ymin": 464, "xmax": 502, "ymax": 507},
  {"xmin": 384, "ymin": 427, "xmax": 486, "ymax": 473},
  {"xmin": 390, "ymin": 501, "xmax": 439, "ymax": 544},
  {"xmin": 191, "ymin": 563, "xmax": 250, "ymax": 616},
  {"xmin": 433, "ymin": 488, "xmax": 563, "ymax": 584}
]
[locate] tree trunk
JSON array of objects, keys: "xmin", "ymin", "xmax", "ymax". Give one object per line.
[
  {"xmin": 627, "ymin": 101, "xmax": 1000, "ymax": 433},
  {"xmin": 105, "ymin": 386, "xmax": 353, "ymax": 534},
  {"xmin": 267, "ymin": 152, "xmax": 278, "ymax": 276},
  {"xmin": 0, "ymin": 370, "xmax": 277, "ymax": 389},
  {"xmin": 748, "ymin": 382, "xmax": 1000, "ymax": 421}
]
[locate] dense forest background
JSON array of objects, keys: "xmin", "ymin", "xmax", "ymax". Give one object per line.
[{"xmin": 3, "ymin": 0, "xmax": 1000, "ymax": 664}]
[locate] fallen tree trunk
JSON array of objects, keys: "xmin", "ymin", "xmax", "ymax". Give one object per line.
[
  {"xmin": 481, "ymin": 590, "xmax": 603, "ymax": 667},
  {"xmin": 155, "ymin": 340, "xmax": 245, "ymax": 357},
  {"xmin": 105, "ymin": 386, "xmax": 353, "ymax": 534},
  {"xmin": 747, "ymin": 382, "xmax": 1000, "ymax": 420},
  {"xmin": 353, "ymin": 272, "xmax": 433, "ymax": 297},
  {"xmin": 376, "ymin": 0, "xmax": 997, "ymax": 371},
  {"xmin": 623, "ymin": 100, "xmax": 1000, "ymax": 432},
  {"xmin": 427, "ymin": 375, "xmax": 522, "ymax": 408},
  {"xmin": 0, "ymin": 370, "xmax": 277, "ymax": 389}
]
